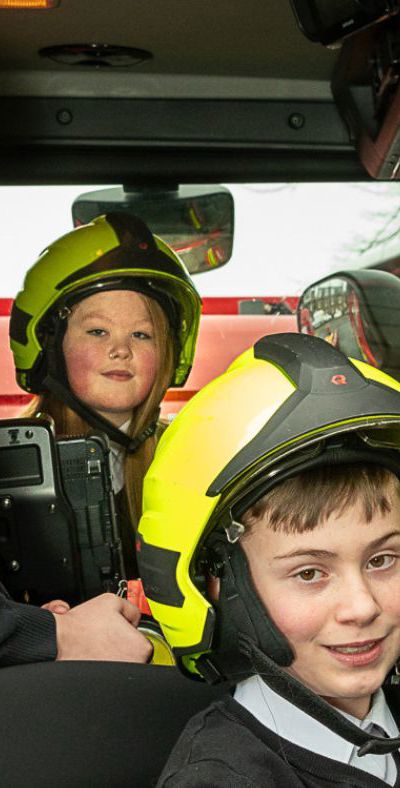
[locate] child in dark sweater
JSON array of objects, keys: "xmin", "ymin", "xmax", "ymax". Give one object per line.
[{"xmin": 138, "ymin": 332, "xmax": 400, "ymax": 786}]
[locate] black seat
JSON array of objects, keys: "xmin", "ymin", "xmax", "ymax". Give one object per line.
[{"xmin": 0, "ymin": 661, "xmax": 228, "ymax": 787}]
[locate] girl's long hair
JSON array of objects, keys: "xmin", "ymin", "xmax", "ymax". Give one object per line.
[{"xmin": 23, "ymin": 295, "xmax": 175, "ymax": 529}]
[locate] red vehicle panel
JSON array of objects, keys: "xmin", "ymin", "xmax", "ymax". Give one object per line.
[{"xmin": 0, "ymin": 305, "xmax": 296, "ymax": 420}]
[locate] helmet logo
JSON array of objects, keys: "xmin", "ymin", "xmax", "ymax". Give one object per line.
[{"xmin": 331, "ymin": 374, "xmax": 347, "ymax": 386}]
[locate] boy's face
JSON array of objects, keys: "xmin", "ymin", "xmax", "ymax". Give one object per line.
[{"xmin": 241, "ymin": 494, "xmax": 400, "ymax": 719}]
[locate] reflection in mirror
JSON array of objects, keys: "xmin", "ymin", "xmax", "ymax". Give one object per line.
[
  {"xmin": 297, "ymin": 269, "xmax": 400, "ymax": 378},
  {"xmin": 72, "ymin": 184, "xmax": 234, "ymax": 276}
]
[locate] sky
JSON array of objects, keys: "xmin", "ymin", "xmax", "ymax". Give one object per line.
[{"xmin": 1, "ymin": 182, "xmax": 400, "ymax": 299}]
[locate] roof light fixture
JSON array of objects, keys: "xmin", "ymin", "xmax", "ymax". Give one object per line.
[
  {"xmin": 39, "ymin": 43, "xmax": 152, "ymax": 67},
  {"xmin": 0, "ymin": 0, "xmax": 59, "ymax": 7}
]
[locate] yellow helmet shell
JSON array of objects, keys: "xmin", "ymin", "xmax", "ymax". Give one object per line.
[{"xmin": 138, "ymin": 333, "xmax": 400, "ymax": 675}]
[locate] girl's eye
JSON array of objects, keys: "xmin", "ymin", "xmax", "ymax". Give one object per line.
[
  {"xmin": 87, "ymin": 328, "xmax": 107, "ymax": 337},
  {"xmin": 132, "ymin": 331, "xmax": 152, "ymax": 340},
  {"xmin": 294, "ymin": 568, "xmax": 324, "ymax": 583},
  {"xmin": 367, "ymin": 554, "xmax": 396, "ymax": 571}
]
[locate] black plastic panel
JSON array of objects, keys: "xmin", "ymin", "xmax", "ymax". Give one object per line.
[
  {"xmin": 0, "ymin": 95, "xmax": 369, "ymax": 185},
  {"xmin": 0, "ymin": 145, "xmax": 365, "ymax": 186},
  {"xmin": 0, "ymin": 97, "xmax": 348, "ymax": 145}
]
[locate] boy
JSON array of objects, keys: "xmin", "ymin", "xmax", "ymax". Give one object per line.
[{"xmin": 138, "ymin": 332, "xmax": 400, "ymax": 786}]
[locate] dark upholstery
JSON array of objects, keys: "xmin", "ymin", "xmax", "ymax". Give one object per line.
[{"xmin": 0, "ymin": 661, "xmax": 228, "ymax": 787}]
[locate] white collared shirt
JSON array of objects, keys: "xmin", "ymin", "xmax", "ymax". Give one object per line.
[
  {"xmin": 108, "ymin": 418, "xmax": 131, "ymax": 494},
  {"xmin": 234, "ymin": 675, "xmax": 399, "ymax": 785}
]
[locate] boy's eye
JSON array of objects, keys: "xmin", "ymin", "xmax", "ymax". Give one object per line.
[
  {"xmin": 367, "ymin": 554, "xmax": 396, "ymax": 571},
  {"xmin": 295, "ymin": 568, "xmax": 324, "ymax": 583}
]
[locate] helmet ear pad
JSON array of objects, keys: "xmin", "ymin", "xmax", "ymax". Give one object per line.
[
  {"xmin": 40, "ymin": 311, "xmax": 70, "ymax": 389},
  {"xmin": 210, "ymin": 541, "xmax": 294, "ymax": 672},
  {"xmin": 25, "ymin": 309, "xmax": 69, "ymax": 394}
]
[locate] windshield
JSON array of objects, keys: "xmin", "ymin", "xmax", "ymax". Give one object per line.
[{"xmin": 1, "ymin": 182, "xmax": 400, "ymax": 300}]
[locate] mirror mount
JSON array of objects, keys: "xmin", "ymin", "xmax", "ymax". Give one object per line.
[
  {"xmin": 332, "ymin": 16, "xmax": 400, "ymax": 179},
  {"xmin": 290, "ymin": 0, "xmax": 400, "ymax": 47}
]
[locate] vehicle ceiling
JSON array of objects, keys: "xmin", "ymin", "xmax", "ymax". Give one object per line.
[{"xmin": 0, "ymin": 1, "xmax": 368, "ymax": 183}]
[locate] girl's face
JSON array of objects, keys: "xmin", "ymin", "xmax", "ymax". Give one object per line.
[
  {"xmin": 62, "ymin": 290, "xmax": 159, "ymax": 427},
  {"xmin": 241, "ymin": 496, "xmax": 400, "ymax": 719}
]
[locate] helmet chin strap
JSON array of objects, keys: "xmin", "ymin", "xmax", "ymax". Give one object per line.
[
  {"xmin": 239, "ymin": 636, "xmax": 400, "ymax": 757},
  {"xmin": 43, "ymin": 374, "xmax": 158, "ymax": 453}
]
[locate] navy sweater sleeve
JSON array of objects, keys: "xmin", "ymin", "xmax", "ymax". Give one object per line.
[{"xmin": 0, "ymin": 583, "xmax": 57, "ymax": 666}]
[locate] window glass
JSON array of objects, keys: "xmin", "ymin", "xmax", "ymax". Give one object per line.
[{"xmin": 1, "ymin": 182, "xmax": 399, "ymax": 299}]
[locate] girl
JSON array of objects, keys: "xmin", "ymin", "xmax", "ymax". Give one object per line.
[{"xmin": 9, "ymin": 211, "xmax": 202, "ymax": 577}]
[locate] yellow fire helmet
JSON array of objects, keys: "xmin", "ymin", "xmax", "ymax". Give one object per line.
[
  {"xmin": 138, "ymin": 332, "xmax": 400, "ymax": 687},
  {"xmin": 10, "ymin": 212, "xmax": 201, "ymax": 452}
]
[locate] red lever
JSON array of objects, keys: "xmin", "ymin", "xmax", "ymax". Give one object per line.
[{"xmin": 127, "ymin": 579, "xmax": 152, "ymax": 616}]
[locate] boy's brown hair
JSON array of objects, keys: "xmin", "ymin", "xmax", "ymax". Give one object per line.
[{"xmin": 241, "ymin": 464, "xmax": 400, "ymax": 535}]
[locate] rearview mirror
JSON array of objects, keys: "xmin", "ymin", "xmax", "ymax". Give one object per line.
[
  {"xmin": 297, "ymin": 269, "xmax": 400, "ymax": 378},
  {"xmin": 72, "ymin": 184, "xmax": 234, "ymax": 276}
]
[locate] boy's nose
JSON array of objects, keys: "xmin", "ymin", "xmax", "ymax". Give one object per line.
[{"xmin": 335, "ymin": 578, "xmax": 380, "ymax": 627}]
